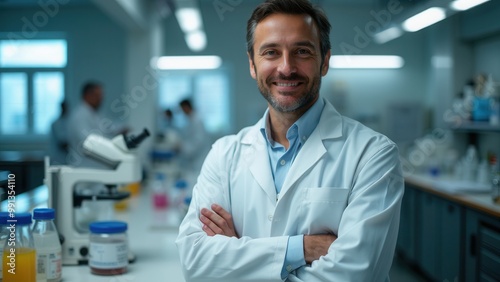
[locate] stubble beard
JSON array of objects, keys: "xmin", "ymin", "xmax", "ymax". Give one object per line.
[{"xmin": 257, "ymin": 72, "xmax": 321, "ymax": 113}]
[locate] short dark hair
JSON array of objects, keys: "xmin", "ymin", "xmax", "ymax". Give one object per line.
[
  {"xmin": 179, "ymin": 98, "xmax": 193, "ymax": 109},
  {"xmin": 81, "ymin": 81, "xmax": 102, "ymax": 97},
  {"xmin": 246, "ymin": 0, "xmax": 331, "ymax": 61}
]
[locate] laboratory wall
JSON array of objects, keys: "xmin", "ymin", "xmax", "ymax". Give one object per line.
[
  {"xmin": 162, "ymin": 1, "xmax": 431, "ymax": 137},
  {"xmin": 0, "ymin": 4, "xmax": 127, "ymax": 151}
]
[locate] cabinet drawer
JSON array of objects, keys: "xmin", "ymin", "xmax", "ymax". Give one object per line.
[
  {"xmin": 480, "ymin": 249, "xmax": 500, "ymax": 279},
  {"xmin": 481, "ymin": 226, "xmax": 500, "ymax": 253}
]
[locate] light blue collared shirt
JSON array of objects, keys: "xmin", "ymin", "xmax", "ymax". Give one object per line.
[{"xmin": 259, "ymin": 98, "xmax": 325, "ymax": 279}]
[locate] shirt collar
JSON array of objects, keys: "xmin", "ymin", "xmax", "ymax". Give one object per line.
[{"xmin": 259, "ymin": 97, "xmax": 325, "ymax": 146}]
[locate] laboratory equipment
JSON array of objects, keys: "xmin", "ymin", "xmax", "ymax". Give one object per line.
[
  {"xmin": 32, "ymin": 208, "xmax": 62, "ymax": 282},
  {"xmin": 89, "ymin": 221, "xmax": 128, "ymax": 275},
  {"xmin": 44, "ymin": 128, "xmax": 149, "ymax": 265},
  {"xmin": 2, "ymin": 213, "xmax": 36, "ymax": 282}
]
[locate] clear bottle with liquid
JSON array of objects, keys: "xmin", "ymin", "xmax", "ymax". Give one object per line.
[
  {"xmin": 152, "ymin": 172, "xmax": 169, "ymax": 210},
  {"xmin": 173, "ymin": 179, "xmax": 189, "ymax": 210},
  {"xmin": 2, "ymin": 212, "xmax": 36, "ymax": 282},
  {"xmin": 32, "ymin": 208, "xmax": 62, "ymax": 282}
]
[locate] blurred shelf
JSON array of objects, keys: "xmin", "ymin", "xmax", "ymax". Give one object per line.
[{"xmin": 448, "ymin": 121, "xmax": 500, "ymax": 133}]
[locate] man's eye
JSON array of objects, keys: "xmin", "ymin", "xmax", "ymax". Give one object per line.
[
  {"xmin": 263, "ymin": 50, "xmax": 277, "ymax": 56},
  {"xmin": 297, "ymin": 49, "xmax": 311, "ymax": 55}
]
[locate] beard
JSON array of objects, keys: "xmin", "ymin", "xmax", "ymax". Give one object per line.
[{"xmin": 257, "ymin": 72, "xmax": 321, "ymax": 113}]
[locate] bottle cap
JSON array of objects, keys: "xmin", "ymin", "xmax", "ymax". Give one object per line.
[
  {"xmin": 90, "ymin": 221, "xmax": 128, "ymax": 234},
  {"xmin": 184, "ymin": 197, "xmax": 192, "ymax": 205},
  {"xmin": 175, "ymin": 179, "xmax": 188, "ymax": 189},
  {"xmin": 11, "ymin": 212, "xmax": 32, "ymax": 225},
  {"xmin": 33, "ymin": 208, "xmax": 56, "ymax": 220}
]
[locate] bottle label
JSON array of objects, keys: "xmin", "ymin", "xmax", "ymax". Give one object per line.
[
  {"xmin": 89, "ymin": 242, "xmax": 128, "ymax": 269},
  {"xmin": 37, "ymin": 248, "xmax": 62, "ymax": 280}
]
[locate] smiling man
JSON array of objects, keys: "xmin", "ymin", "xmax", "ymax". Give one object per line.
[{"xmin": 175, "ymin": 1, "xmax": 404, "ymax": 281}]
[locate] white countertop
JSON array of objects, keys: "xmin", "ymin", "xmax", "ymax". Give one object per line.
[{"xmin": 61, "ymin": 189, "xmax": 186, "ymax": 282}]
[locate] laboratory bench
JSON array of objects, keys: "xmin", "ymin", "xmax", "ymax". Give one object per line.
[
  {"xmin": 398, "ymin": 174, "xmax": 500, "ymax": 282},
  {"xmin": 0, "ymin": 184, "xmax": 186, "ymax": 282}
]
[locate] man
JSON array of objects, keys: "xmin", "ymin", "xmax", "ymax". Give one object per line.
[
  {"xmin": 177, "ymin": 99, "xmax": 210, "ymax": 174},
  {"xmin": 175, "ymin": 1, "xmax": 404, "ymax": 281},
  {"xmin": 67, "ymin": 81, "xmax": 127, "ymax": 168}
]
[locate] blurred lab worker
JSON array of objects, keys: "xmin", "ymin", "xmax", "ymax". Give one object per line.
[
  {"xmin": 49, "ymin": 100, "xmax": 69, "ymax": 165},
  {"xmin": 175, "ymin": 1, "xmax": 404, "ymax": 281},
  {"xmin": 67, "ymin": 81, "xmax": 127, "ymax": 168},
  {"xmin": 177, "ymin": 99, "xmax": 210, "ymax": 174}
]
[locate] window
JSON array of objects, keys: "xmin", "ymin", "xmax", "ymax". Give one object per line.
[
  {"xmin": 0, "ymin": 39, "xmax": 67, "ymax": 135},
  {"xmin": 158, "ymin": 69, "xmax": 231, "ymax": 134}
]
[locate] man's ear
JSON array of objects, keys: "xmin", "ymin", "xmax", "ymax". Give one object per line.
[
  {"xmin": 248, "ymin": 52, "xmax": 257, "ymax": 79},
  {"xmin": 321, "ymin": 49, "xmax": 331, "ymax": 76}
]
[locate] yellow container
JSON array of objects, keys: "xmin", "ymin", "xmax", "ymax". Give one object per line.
[{"xmin": 3, "ymin": 247, "xmax": 36, "ymax": 282}]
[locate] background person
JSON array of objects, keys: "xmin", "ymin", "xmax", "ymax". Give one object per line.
[
  {"xmin": 49, "ymin": 100, "xmax": 69, "ymax": 165},
  {"xmin": 176, "ymin": 1, "xmax": 404, "ymax": 281}
]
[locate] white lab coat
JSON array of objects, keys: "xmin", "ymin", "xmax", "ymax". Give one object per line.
[
  {"xmin": 66, "ymin": 102, "xmax": 125, "ymax": 168},
  {"xmin": 176, "ymin": 99, "xmax": 404, "ymax": 282}
]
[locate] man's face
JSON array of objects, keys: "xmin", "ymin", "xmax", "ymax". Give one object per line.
[
  {"xmin": 248, "ymin": 13, "xmax": 330, "ymax": 113},
  {"xmin": 88, "ymin": 86, "xmax": 103, "ymax": 110}
]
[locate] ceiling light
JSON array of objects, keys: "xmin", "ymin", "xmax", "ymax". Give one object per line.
[
  {"xmin": 185, "ymin": 30, "xmax": 207, "ymax": 52},
  {"xmin": 450, "ymin": 0, "xmax": 490, "ymax": 11},
  {"xmin": 373, "ymin": 27, "xmax": 403, "ymax": 44},
  {"xmin": 402, "ymin": 7, "xmax": 446, "ymax": 32},
  {"xmin": 155, "ymin": 56, "xmax": 222, "ymax": 70},
  {"xmin": 175, "ymin": 7, "xmax": 202, "ymax": 33},
  {"xmin": 330, "ymin": 55, "xmax": 404, "ymax": 69}
]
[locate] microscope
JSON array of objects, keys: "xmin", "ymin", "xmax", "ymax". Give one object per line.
[{"xmin": 44, "ymin": 128, "xmax": 149, "ymax": 265}]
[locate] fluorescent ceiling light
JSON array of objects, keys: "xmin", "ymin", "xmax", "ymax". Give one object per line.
[
  {"xmin": 450, "ymin": 0, "xmax": 489, "ymax": 11},
  {"xmin": 330, "ymin": 55, "xmax": 404, "ymax": 69},
  {"xmin": 402, "ymin": 7, "xmax": 446, "ymax": 32},
  {"xmin": 373, "ymin": 27, "xmax": 403, "ymax": 44},
  {"xmin": 185, "ymin": 30, "xmax": 207, "ymax": 52},
  {"xmin": 175, "ymin": 8, "xmax": 202, "ymax": 33},
  {"xmin": 156, "ymin": 56, "xmax": 222, "ymax": 70}
]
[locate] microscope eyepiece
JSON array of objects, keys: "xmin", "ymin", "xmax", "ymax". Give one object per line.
[{"xmin": 125, "ymin": 128, "xmax": 150, "ymax": 149}]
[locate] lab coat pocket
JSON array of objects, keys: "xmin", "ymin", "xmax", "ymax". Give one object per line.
[{"xmin": 298, "ymin": 187, "xmax": 349, "ymax": 234}]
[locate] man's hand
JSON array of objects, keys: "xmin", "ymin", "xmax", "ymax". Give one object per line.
[
  {"xmin": 200, "ymin": 204, "xmax": 239, "ymax": 238},
  {"xmin": 303, "ymin": 234, "xmax": 337, "ymax": 264}
]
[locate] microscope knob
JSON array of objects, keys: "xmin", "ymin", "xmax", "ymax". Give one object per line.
[{"xmin": 80, "ymin": 246, "xmax": 89, "ymax": 257}]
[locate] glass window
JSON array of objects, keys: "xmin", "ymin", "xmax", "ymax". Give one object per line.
[
  {"xmin": 0, "ymin": 73, "xmax": 28, "ymax": 134},
  {"xmin": 0, "ymin": 39, "xmax": 67, "ymax": 68},
  {"xmin": 33, "ymin": 72, "xmax": 64, "ymax": 134},
  {"xmin": 158, "ymin": 70, "xmax": 230, "ymax": 134}
]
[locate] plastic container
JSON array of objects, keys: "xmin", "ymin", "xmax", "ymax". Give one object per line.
[
  {"xmin": 0, "ymin": 212, "xmax": 10, "ymax": 282},
  {"xmin": 2, "ymin": 212, "xmax": 36, "ymax": 282},
  {"xmin": 89, "ymin": 221, "xmax": 128, "ymax": 275},
  {"xmin": 32, "ymin": 208, "xmax": 62, "ymax": 282},
  {"xmin": 173, "ymin": 179, "xmax": 189, "ymax": 209}
]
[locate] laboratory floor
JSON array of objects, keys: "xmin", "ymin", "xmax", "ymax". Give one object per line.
[{"xmin": 389, "ymin": 255, "xmax": 428, "ymax": 282}]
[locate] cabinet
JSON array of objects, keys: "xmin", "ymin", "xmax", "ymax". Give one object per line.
[
  {"xmin": 464, "ymin": 209, "xmax": 500, "ymax": 281},
  {"xmin": 398, "ymin": 183, "xmax": 463, "ymax": 281}
]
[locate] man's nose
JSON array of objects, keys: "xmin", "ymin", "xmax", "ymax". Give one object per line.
[{"xmin": 277, "ymin": 53, "xmax": 297, "ymax": 76}]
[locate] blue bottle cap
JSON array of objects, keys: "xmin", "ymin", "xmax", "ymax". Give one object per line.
[
  {"xmin": 175, "ymin": 179, "xmax": 188, "ymax": 189},
  {"xmin": 184, "ymin": 197, "xmax": 192, "ymax": 205},
  {"xmin": 89, "ymin": 221, "xmax": 128, "ymax": 234},
  {"xmin": 33, "ymin": 208, "xmax": 56, "ymax": 220},
  {"xmin": 11, "ymin": 212, "xmax": 32, "ymax": 225},
  {"xmin": 0, "ymin": 212, "xmax": 9, "ymax": 225}
]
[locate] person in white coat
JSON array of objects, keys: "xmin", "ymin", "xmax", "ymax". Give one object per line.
[
  {"xmin": 178, "ymin": 98, "xmax": 210, "ymax": 174},
  {"xmin": 175, "ymin": 1, "xmax": 404, "ymax": 281},
  {"xmin": 66, "ymin": 81, "xmax": 128, "ymax": 168}
]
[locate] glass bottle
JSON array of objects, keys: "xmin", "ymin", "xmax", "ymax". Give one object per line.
[
  {"xmin": 32, "ymin": 208, "xmax": 62, "ymax": 282},
  {"xmin": 2, "ymin": 212, "xmax": 36, "ymax": 282}
]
